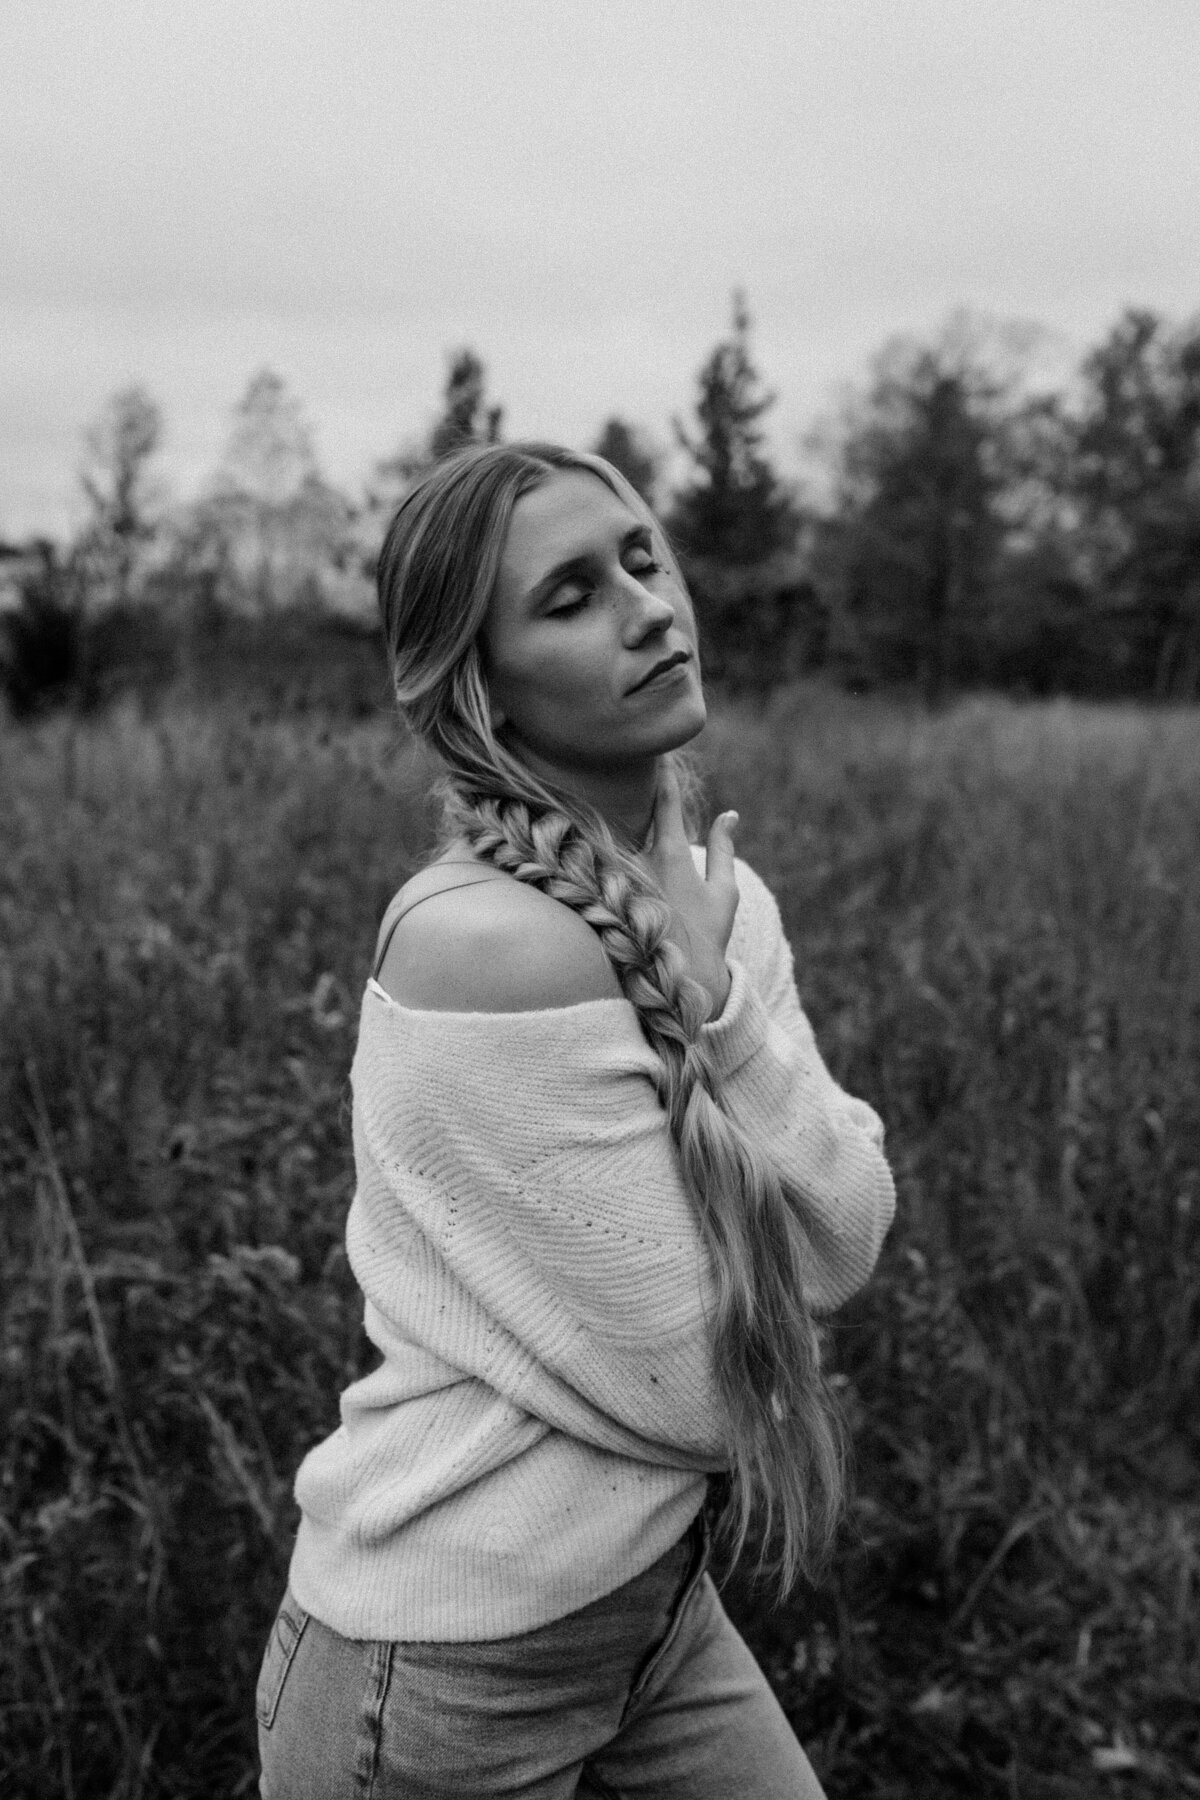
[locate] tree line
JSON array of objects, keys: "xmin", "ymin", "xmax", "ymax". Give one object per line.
[{"xmin": 2, "ymin": 294, "xmax": 1199, "ymax": 715}]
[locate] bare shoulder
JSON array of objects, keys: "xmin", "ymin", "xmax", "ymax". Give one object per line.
[{"xmin": 375, "ymin": 870, "xmax": 623, "ymax": 1012}]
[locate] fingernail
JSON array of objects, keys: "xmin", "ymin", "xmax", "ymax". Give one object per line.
[{"xmin": 725, "ymin": 811, "xmax": 739, "ymax": 830}]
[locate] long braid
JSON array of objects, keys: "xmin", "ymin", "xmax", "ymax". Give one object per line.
[
  {"xmin": 376, "ymin": 438, "xmax": 847, "ymax": 1589},
  {"xmin": 444, "ymin": 764, "xmax": 845, "ymax": 1587}
]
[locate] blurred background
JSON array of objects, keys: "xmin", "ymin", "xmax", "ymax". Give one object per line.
[
  {"xmin": 2, "ymin": 5, "xmax": 1198, "ymax": 1797},
  {"xmin": 4, "ymin": 0, "xmax": 1200, "ymax": 708}
]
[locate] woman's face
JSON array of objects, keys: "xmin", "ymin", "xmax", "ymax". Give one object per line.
[{"xmin": 483, "ymin": 470, "xmax": 706, "ymax": 776}]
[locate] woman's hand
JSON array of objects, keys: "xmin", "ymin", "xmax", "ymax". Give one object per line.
[{"xmin": 641, "ymin": 761, "xmax": 739, "ymax": 1018}]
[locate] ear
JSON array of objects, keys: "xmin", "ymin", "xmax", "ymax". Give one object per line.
[{"xmin": 489, "ymin": 704, "xmax": 507, "ymax": 731}]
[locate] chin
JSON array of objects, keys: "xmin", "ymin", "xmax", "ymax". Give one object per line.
[{"xmin": 657, "ymin": 688, "xmax": 707, "ymax": 750}]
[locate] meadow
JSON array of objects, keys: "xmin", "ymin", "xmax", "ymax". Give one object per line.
[{"xmin": 1, "ymin": 683, "xmax": 1197, "ymax": 1798}]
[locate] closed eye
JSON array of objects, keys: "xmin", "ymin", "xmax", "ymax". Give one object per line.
[
  {"xmin": 547, "ymin": 586, "xmax": 593, "ymax": 617},
  {"xmin": 545, "ymin": 543, "xmax": 667, "ymax": 616}
]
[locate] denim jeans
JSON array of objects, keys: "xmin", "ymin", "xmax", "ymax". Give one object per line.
[{"xmin": 256, "ymin": 1518, "xmax": 826, "ymax": 1798}]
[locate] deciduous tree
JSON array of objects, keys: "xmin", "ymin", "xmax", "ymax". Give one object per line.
[
  {"xmin": 1070, "ymin": 309, "xmax": 1200, "ymax": 696},
  {"xmin": 219, "ymin": 369, "xmax": 318, "ymax": 506},
  {"xmin": 817, "ymin": 316, "xmax": 1045, "ymax": 699},
  {"xmin": 197, "ymin": 369, "xmax": 359, "ymax": 614},
  {"xmin": 77, "ymin": 385, "xmax": 164, "ymax": 609}
]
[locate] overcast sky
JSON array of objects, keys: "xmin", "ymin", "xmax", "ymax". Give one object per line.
[{"xmin": 2, "ymin": 0, "xmax": 1198, "ymax": 537}]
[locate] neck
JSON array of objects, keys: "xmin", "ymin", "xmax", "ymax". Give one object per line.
[{"xmin": 516, "ymin": 746, "xmax": 660, "ymax": 849}]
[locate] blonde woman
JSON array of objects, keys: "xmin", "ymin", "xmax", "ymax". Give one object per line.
[{"xmin": 256, "ymin": 444, "xmax": 895, "ymax": 1798}]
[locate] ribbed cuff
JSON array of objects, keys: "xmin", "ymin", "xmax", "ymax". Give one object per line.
[{"xmin": 699, "ymin": 959, "xmax": 770, "ymax": 1078}]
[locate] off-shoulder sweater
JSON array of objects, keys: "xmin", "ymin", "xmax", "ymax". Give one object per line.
[{"xmin": 288, "ymin": 855, "xmax": 895, "ymax": 1642}]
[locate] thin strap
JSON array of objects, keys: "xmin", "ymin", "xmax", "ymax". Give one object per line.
[{"xmin": 371, "ymin": 874, "xmax": 508, "ymax": 980}]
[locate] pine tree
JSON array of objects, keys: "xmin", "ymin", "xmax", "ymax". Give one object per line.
[
  {"xmin": 370, "ymin": 349, "xmax": 505, "ymax": 521},
  {"xmin": 428, "ymin": 350, "xmax": 504, "ymax": 462},
  {"xmin": 667, "ymin": 292, "xmax": 797, "ymax": 566},
  {"xmin": 591, "ymin": 418, "xmax": 660, "ymax": 504}
]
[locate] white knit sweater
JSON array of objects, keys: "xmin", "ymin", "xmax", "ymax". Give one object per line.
[{"xmin": 288, "ymin": 856, "xmax": 895, "ymax": 1642}]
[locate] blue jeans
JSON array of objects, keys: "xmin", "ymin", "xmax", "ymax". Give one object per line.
[{"xmin": 256, "ymin": 1519, "xmax": 826, "ymax": 1798}]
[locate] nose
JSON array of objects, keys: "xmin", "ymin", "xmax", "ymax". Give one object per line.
[{"xmin": 618, "ymin": 571, "xmax": 675, "ymax": 647}]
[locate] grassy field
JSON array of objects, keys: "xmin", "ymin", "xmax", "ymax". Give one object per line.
[{"xmin": 2, "ymin": 683, "xmax": 1198, "ymax": 1798}]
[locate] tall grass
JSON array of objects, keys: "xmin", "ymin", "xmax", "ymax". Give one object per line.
[{"xmin": 2, "ymin": 687, "xmax": 1197, "ymax": 1797}]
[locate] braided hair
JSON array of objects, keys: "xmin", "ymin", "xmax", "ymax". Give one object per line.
[{"xmin": 377, "ymin": 442, "xmax": 844, "ymax": 1588}]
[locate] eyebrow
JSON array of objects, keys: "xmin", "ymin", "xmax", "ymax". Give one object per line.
[{"xmin": 524, "ymin": 523, "xmax": 654, "ymax": 611}]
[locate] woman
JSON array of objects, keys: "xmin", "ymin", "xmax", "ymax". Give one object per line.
[{"xmin": 256, "ymin": 443, "xmax": 895, "ymax": 1798}]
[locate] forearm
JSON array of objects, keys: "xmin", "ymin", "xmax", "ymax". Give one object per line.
[{"xmin": 701, "ymin": 958, "xmax": 896, "ymax": 1311}]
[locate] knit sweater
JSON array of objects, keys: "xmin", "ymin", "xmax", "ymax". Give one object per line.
[{"xmin": 288, "ymin": 855, "xmax": 895, "ymax": 1642}]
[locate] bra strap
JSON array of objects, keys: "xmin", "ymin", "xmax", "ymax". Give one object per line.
[{"xmin": 371, "ymin": 874, "xmax": 508, "ymax": 980}]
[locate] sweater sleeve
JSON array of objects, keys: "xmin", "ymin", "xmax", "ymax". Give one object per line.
[{"xmin": 698, "ymin": 856, "xmax": 896, "ymax": 1313}]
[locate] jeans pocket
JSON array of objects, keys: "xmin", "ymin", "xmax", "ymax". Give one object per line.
[{"xmin": 256, "ymin": 1592, "xmax": 310, "ymax": 1730}]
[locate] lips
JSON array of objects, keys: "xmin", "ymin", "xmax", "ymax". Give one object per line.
[{"xmin": 628, "ymin": 650, "xmax": 691, "ymax": 694}]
